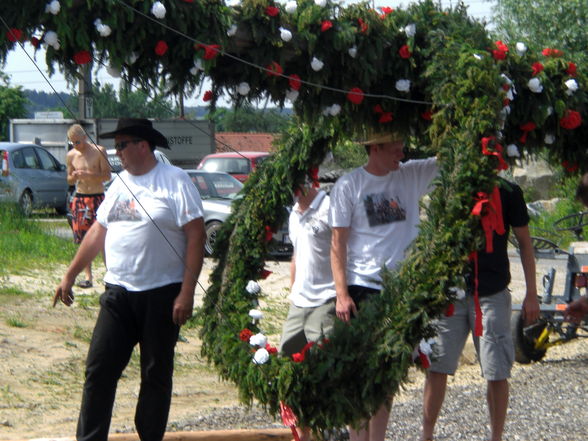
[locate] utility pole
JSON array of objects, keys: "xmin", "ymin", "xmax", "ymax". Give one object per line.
[{"xmin": 78, "ymin": 64, "xmax": 93, "ymax": 119}]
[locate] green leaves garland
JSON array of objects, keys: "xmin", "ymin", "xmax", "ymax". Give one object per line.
[{"xmin": 1, "ymin": 0, "xmax": 587, "ymax": 437}]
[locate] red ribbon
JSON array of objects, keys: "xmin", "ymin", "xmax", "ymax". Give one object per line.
[
  {"xmin": 469, "ymin": 251, "xmax": 484, "ymax": 337},
  {"xmin": 444, "ymin": 303, "xmax": 455, "ymax": 317},
  {"xmin": 519, "ymin": 122, "xmax": 536, "ymax": 144},
  {"xmin": 280, "ymin": 402, "xmax": 301, "ymax": 441},
  {"xmin": 471, "ymin": 187, "xmax": 505, "ymax": 253},
  {"xmin": 481, "ymin": 137, "xmax": 508, "ymax": 171},
  {"xmin": 419, "ymin": 351, "xmax": 431, "ymax": 369}
]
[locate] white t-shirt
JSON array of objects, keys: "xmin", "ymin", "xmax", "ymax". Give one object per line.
[
  {"xmin": 289, "ymin": 191, "xmax": 336, "ymax": 307},
  {"xmin": 97, "ymin": 162, "xmax": 204, "ymax": 291},
  {"xmin": 329, "ymin": 158, "xmax": 437, "ymax": 289}
]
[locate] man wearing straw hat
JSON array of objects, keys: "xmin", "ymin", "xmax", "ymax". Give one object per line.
[
  {"xmin": 329, "ymin": 129, "xmax": 438, "ymax": 441},
  {"xmin": 54, "ymin": 118, "xmax": 206, "ymax": 441}
]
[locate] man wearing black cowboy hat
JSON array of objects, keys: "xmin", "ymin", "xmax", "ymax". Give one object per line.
[{"xmin": 54, "ymin": 118, "xmax": 206, "ymax": 441}]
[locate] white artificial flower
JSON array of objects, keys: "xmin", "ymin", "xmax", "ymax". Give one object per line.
[
  {"xmin": 515, "ymin": 42, "xmax": 527, "ymax": 56},
  {"xmin": 314, "ymin": 0, "xmax": 327, "ymax": 7},
  {"xmin": 227, "ymin": 24, "xmax": 238, "ymax": 37},
  {"xmin": 285, "ymin": 89, "xmax": 299, "ymax": 102},
  {"xmin": 395, "ymin": 79, "xmax": 411, "ymax": 92},
  {"xmin": 151, "ymin": 1, "xmax": 166, "ymax": 19},
  {"xmin": 500, "ymin": 73, "xmax": 512, "ymax": 86},
  {"xmin": 448, "ymin": 286, "xmax": 466, "ymax": 300},
  {"xmin": 252, "ymin": 348, "xmax": 270, "ymax": 365},
  {"xmin": 500, "ymin": 105, "xmax": 511, "ymax": 117},
  {"xmin": 44, "ymin": 31, "xmax": 59, "ymax": 49},
  {"xmin": 544, "ymin": 134, "xmax": 555, "ymax": 145},
  {"xmin": 45, "ymin": 0, "xmax": 60, "ymax": 14},
  {"xmin": 506, "ymin": 144, "xmax": 520, "ymax": 157},
  {"xmin": 285, "ymin": 0, "xmax": 297, "ymax": 13},
  {"xmin": 404, "ymin": 23, "xmax": 416, "ymax": 38},
  {"xmin": 348, "ymin": 46, "xmax": 357, "ymax": 58},
  {"xmin": 97, "ymin": 23, "xmax": 112, "ymax": 37},
  {"xmin": 106, "ymin": 65, "xmax": 121, "ymax": 78},
  {"xmin": 565, "ymin": 78, "xmax": 579, "ymax": 96},
  {"xmin": 328, "ymin": 104, "xmax": 341, "ymax": 116},
  {"xmin": 126, "ymin": 52, "xmax": 139, "ymax": 65},
  {"xmin": 249, "ymin": 333, "xmax": 267, "ymax": 347},
  {"xmin": 246, "ymin": 280, "xmax": 261, "ymax": 295},
  {"xmin": 248, "ymin": 308, "xmax": 263, "ymax": 320},
  {"xmin": 528, "ymin": 78, "xmax": 543, "ymax": 93},
  {"xmin": 419, "ymin": 339, "xmax": 433, "ymax": 355},
  {"xmin": 322, "ymin": 107, "xmax": 331, "ymax": 117},
  {"xmin": 237, "ymin": 82, "xmax": 250, "ymax": 96},
  {"xmin": 505, "ymin": 89, "xmax": 514, "ymax": 100},
  {"xmin": 311, "ymin": 57, "xmax": 324, "ymax": 71},
  {"xmin": 473, "ymin": 53, "xmax": 482, "ymax": 60},
  {"xmin": 546, "ymin": 106, "xmax": 554, "ymax": 116},
  {"xmin": 279, "ymin": 27, "xmax": 292, "ymax": 42}
]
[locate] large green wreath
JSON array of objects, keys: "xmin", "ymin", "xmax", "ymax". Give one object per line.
[{"xmin": 1, "ymin": 0, "xmax": 586, "ymax": 436}]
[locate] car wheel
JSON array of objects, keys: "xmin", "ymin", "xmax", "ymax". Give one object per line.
[
  {"xmin": 19, "ymin": 190, "xmax": 33, "ymax": 217},
  {"xmin": 205, "ymin": 221, "xmax": 223, "ymax": 256}
]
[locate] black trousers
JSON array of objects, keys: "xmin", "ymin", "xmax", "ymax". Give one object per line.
[{"xmin": 76, "ymin": 283, "xmax": 181, "ymax": 441}]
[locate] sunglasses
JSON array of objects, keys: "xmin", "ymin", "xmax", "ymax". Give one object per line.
[{"xmin": 114, "ymin": 138, "xmax": 143, "ymax": 151}]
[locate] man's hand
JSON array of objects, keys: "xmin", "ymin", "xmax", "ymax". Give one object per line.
[
  {"xmin": 173, "ymin": 291, "xmax": 194, "ymax": 326},
  {"xmin": 336, "ymin": 294, "xmax": 357, "ymax": 323},
  {"xmin": 53, "ymin": 282, "xmax": 75, "ymax": 307},
  {"xmin": 564, "ymin": 296, "xmax": 588, "ymax": 324},
  {"xmin": 522, "ymin": 293, "xmax": 540, "ymax": 325}
]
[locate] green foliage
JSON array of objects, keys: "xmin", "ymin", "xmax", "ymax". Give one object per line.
[
  {"xmin": 0, "ymin": 203, "xmax": 77, "ymax": 275},
  {"xmin": 6, "ymin": 316, "xmax": 27, "ymax": 328},
  {"xmin": 493, "ymin": 0, "xmax": 588, "ymax": 65},
  {"xmin": 0, "ymin": 72, "xmax": 28, "ymax": 140},
  {"xmin": 331, "ymin": 138, "xmax": 367, "ymax": 169},
  {"xmin": 209, "ymin": 104, "xmax": 291, "ymax": 132}
]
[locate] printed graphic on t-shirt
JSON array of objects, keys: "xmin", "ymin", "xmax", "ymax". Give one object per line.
[
  {"xmin": 364, "ymin": 192, "xmax": 406, "ymax": 226},
  {"xmin": 107, "ymin": 195, "xmax": 142, "ymax": 222}
]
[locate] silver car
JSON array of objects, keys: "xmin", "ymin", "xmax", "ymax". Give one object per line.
[
  {"xmin": 185, "ymin": 170, "xmax": 292, "ymax": 258},
  {"xmin": 0, "ymin": 142, "xmax": 68, "ymax": 216}
]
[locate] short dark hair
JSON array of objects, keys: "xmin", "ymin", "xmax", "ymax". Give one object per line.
[{"xmin": 576, "ymin": 173, "xmax": 588, "ymax": 207}]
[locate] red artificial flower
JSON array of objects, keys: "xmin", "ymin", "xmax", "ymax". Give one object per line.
[
  {"xmin": 531, "ymin": 62, "xmax": 544, "ymax": 76},
  {"xmin": 358, "ymin": 18, "xmax": 368, "ymax": 33},
  {"xmin": 292, "ymin": 352, "xmax": 305, "ymax": 362},
  {"xmin": 309, "ymin": 167, "xmax": 319, "ymax": 188},
  {"xmin": 288, "ymin": 74, "xmax": 301, "ymax": 91},
  {"xmin": 567, "ymin": 62, "xmax": 577, "ymax": 77},
  {"xmin": 495, "ymin": 40, "xmax": 508, "ymax": 52},
  {"xmin": 265, "ymin": 5, "xmax": 279, "ymax": 17},
  {"xmin": 6, "ymin": 28, "xmax": 22, "ymax": 43},
  {"xmin": 30, "ymin": 37, "xmax": 40, "ymax": 48},
  {"xmin": 501, "ymin": 83, "xmax": 510, "ymax": 91},
  {"xmin": 265, "ymin": 343, "xmax": 278, "ymax": 354},
  {"xmin": 444, "ymin": 303, "xmax": 455, "ymax": 317},
  {"xmin": 562, "ymin": 160, "xmax": 579, "ymax": 173},
  {"xmin": 264, "ymin": 225, "xmax": 274, "ymax": 242},
  {"xmin": 155, "ymin": 40, "xmax": 168, "ymax": 56},
  {"xmin": 73, "ymin": 50, "xmax": 92, "ymax": 65},
  {"xmin": 379, "ymin": 6, "xmax": 394, "ymax": 18},
  {"xmin": 503, "ymin": 99, "xmax": 511, "ymax": 107},
  {"xmin": 266, "ymin": 61, "xmax": 283, "ymax": 77},
  {"xmin": 418, "ymin": 351, "xmax": 431, "ymax": 369},
  {"xmin": 519, "ymin": 121, "xmax": 537, "ymax": 144},
  {"xmin": 560, "ymin": 109, "xmax": 582, "ymax": 130},
  {"xmin": 239, "ymin": 328, "xmax": 253, "ymax": 342},
  {"xmin": 491, "ymin": 40, "xmax": 508, "ymax": 60},
  {"xmin": 542, "ymin": 48, "xmax": 563, "ymax": 57},
  {"xmin": 196, "ymin": 43, "xmax": 221, "ymax": 60},
  {"xmin": 421, "ymin": 110, "xmax": 433, "ymax": 121},
  {"xmin": 321, "ymin": 20, "xmax": 333, "ymax": 32},
  {"xmin": 346, "ymin": 87, "xmax": 364, "ymax": 105},
  {"xmin": 260, "ymin": 269, "xmax": 273, "ymax": 279},
  {"xmin": 398, "ymin": 44, "xmax": 411, "ymax": 59},
  {"xmin": 373, "ymin": 104, "xmax": 384, "ymax": 114},
  {"xmin": 203, "ymin": 90, "xmax": 213, "ymax": 102},
  {"xmin": 379, "ymin": 112, "xmax": 393, "ymax": 123}
]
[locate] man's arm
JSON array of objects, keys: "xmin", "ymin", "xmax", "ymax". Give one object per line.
[
  {"xmin": 54, "ymin": 222, "xmax": 107, "ymax": 306},
  {"xmin": 96, "ymin": 145, "xmax": 112, "ymax": 183},
  {"xmin": 564, "ymin": 295, "xmax": 588, "ymax": 323},
  {"xmin": 290, "ymin": 254, "xmax": 296, "ymax": 289},
  {"xmin": 512, "ymin": 225, "xmax": 540, "ymax": 325},
  {"xmin": 172, "ymin": 217, "xmax": 206, "ymax": 326},
  {"xmin": 331, "ymin": 226, "xmax": 356, "ymax": 322},
  {"xmin": 66, "ymin": 151, "xmax": 77, "ymax": 186}
]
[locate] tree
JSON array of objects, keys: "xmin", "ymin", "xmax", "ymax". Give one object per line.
[
  {"xmin": 0, "ymin": 72, "xmax": 28, "ymax": 140},
  {"xmin": 208, "ymin": 104, "xmax": 291, "ymax": 132},
  {"xmin": 493, "ymin": 0, "xmax": 588, "ymax": 64}
]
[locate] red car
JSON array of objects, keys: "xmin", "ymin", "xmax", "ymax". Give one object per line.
[{"xmin": 197, "ymin": 151, "xmax": 270, "ymax": 182}]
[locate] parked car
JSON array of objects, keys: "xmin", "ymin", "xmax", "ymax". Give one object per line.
[
  {"xmin": 185, "ymin": 170, "xmax": 292, "ymax": 258},
  {"xmin": 0, "ymin": 142, "xmax": 68, "ymax": 216},
  {"xmin": 197, "ymin": 151, "xmax": 270, "ymax": 182}
]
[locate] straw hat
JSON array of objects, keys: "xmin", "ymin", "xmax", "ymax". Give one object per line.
[{"xmin": 358, "ymin": 128, "xmax": 405, "ymax": 145}]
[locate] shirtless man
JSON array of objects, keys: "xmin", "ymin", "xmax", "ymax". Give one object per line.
[{"xmin": 66, "ymin": 124, "xmax": 111, "ymax": 288}]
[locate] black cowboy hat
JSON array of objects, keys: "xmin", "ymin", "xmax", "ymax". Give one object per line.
[{"xmin": 101, "ymin": 118, "xmax": 170, "ymax": 149}]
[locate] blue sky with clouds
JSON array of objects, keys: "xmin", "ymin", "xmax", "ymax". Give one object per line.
[{"xmin": 3, "ymin": 0, "xmax": 495, "ymax": 107}]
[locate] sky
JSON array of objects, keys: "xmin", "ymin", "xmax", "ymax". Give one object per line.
[{"xmin": 2, "ymin": 0, "xmax": 495, "ymax": 109}]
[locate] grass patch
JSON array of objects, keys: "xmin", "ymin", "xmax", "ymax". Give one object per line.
[
  {"xmin": 72, "ymin": 325, "xmax": 93, "ymax": 343},
  {"xmin": 5, "ymin": 316, "xmax": 27, "ymax": 328},
  {"xmin": 0, "ymin": 203, "xmax": 77, "ymax": 274}
]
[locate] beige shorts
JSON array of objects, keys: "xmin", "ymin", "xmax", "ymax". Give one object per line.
[
  {"xmin": 429, "ymin": 289, "xmax": 514, "ymax": 381},
  {"xmin": 279, "ymin": 298, "xmax": 336, "ymax": 356}
]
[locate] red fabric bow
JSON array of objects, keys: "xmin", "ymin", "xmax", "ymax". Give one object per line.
[
  {"xmin": 519, "ymin": 122, "xmax": 536, "ymax": 144},
  {"xmin": 471, "ymin": 186, "xmax": 505, "ymax": 254},
  {"xmin": 418, "ymin": 351, "xmax": 431, "ymax": 369},
  {"xmin": 280, "ymin": 402, "xmax": 300, "ymax": 441},
  {"xmin": 481, "ymin": 137, "xmax": 508, "ymax": 171}
]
